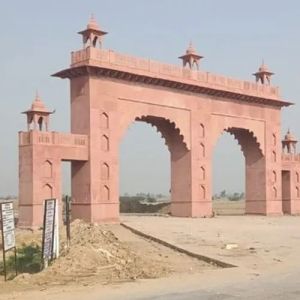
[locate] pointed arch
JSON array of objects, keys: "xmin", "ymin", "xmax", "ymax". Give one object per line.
[
  {"xmin": 200, "ymin": 123, "xmax": 205, "ymax": 138},
  {"xmin": 200, "ymin": 166, "xmax": 205, "ymax": 181},
  {"xmin": 43, "ymin": 160, "xmax": 53, "ymax": 178},
  {"xmin": 272, "ymin": 170, "xmax": 277, "ymax": 183},
  {"xmin": 200, "ymin": 185, "xmax": 206, "ymax": 200},
  {"xmin": 43, "ymin": 184, "xmax": 53, "ymax": 199},
  {"xmin": 101, "ymin": 135, "xmax": 109, "ymax": 151},
  {"xmin": 100, "ymin": 112, "xmax": 109, "ymax": 129},
  {"xmin": 103, "ymin": 185, "xmax": 110, "ymax": 201},
  {"xmin": 200, "ymin": 143, "xmax": 205, "ymax": 158},
  {"xmin": 101, "ymin": 162, "xmax": 109, "ymax": 180},
  {"xmin": 273, "ymin": 186, "xmax": 277, "ymax": 199}
]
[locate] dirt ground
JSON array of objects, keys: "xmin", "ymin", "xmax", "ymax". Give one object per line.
[{"xmin": 0, "ymin": 219, "xmax": 216, "ymax": 298}]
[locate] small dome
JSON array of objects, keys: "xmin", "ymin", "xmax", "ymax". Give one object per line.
[
  {"xmin": 186, "ymin": 42, "xmax": 197, "ymax": 55},
  {"xmin": 87, "ymin": 15, "xmax": 100, "ymax": 30},
  {"xmin": 258, "ymin": 63, "xmax": 269, "ymax": 73},
  {"xmin": 30, "ymin": 94, "xmax": 49, "ymax": 113}
]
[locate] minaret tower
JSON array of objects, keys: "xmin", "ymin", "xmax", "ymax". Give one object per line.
[
  {"xmin": 179, "ymin": 42, "xmax": 204, "ymax": 70},
  {"xmin": 78, "ymin": 14, "xmax": 107, "ymax": 48}
]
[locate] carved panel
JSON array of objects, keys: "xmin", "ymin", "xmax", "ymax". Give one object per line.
[
  {"xmin": 103, "ymin": 185, "xmax": 110, "ymax": 201},
  {"xmin": 200, "ymin": 143, "xmax": 205, "ymax": 158},
  {"xmin": 273, "ymin": 186, "xmax": 277, "ymax": 199},
  {"xmin": 200, "ymin": 185, "xmax": 206, "ymax": 199},
  {"xmin": 272, "ymin": 170, "xmax": 277, "ymax": 183},
  {"xmin": 272, "ymin": 133, "xmax": 276, "ymax": 146},
  {"xmin": 100, "ymin": 112, "xmax": 109, "ymax": 129},
  {"xmin": 43, "ymin": 160, "xmax": 52, "ymax": 178},
  {"xmin": 272, "ymin": 151, "xmax": 276, "ymax": 163},
  {"xmin": 200, "ymin": 166, "xmax": 205, "ymax": 181},
  {"xmin": 43, "ymin": 184, "xmax": 53, "ymax": 199},
  {"xmin": 200, "ymin": 123, "xmax": 205, "ymax": 138},
  {"xmin": 101, "ymin": 163, "xmax": 109, "ymax": 180},
  {"xmin": 101, "ymin": 135, "xmax": 109, "ymax": 152}
]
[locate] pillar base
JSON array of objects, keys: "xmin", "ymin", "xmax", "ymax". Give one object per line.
[
  {"xmin": 171, "ymin": 201, "xmax": 212, "ymax": 217},
  {"xmin": 246, "ymin": 200, "xmax": 283, "ymax": 216},
  {"xmin": 282, "ymin": 199, "xmax": 300, "ymax": 215},
  {"xmin": 18, "ymin": 204, "xmax": 44, "ymax": 228},
  {"xmin": 72, "ymin": 202, "xmax": 120, "ymax": 223}
]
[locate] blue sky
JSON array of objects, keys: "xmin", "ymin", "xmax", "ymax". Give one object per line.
[{"xmin": 1, "ymin": 0, "xmax": 300, "ymax": 196}]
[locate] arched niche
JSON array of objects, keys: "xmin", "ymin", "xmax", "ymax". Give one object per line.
[
  {"xmin": 43, "ymin": 160, "xmax": 53, "ymax": 178},
  {"xmin": 101, "ymin": 163, "xmax": 109, "ymax": 180},
  {"xmin": 101, "ymin": 135, "xmax": 109, "ymax": 152},
  {"xmin": 43, "ymin": 184, "xmax": 53, "ymax": 200},
  {"xmin": 100, "ymin": 112, "xmax": 109, "ymax": 129}
]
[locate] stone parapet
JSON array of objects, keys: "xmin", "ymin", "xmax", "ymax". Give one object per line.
[
  {"xmin": 70, "ymin": 47, "xmax": 282, "ymax": 103},
  {"xmin": 19, "ymin": 131, "xmax": 89, "ymax": 161}
]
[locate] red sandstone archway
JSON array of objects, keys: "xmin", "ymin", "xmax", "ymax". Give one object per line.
[
  {"xmin": 120, "ymin": 115, "xmax": 190, "ymax": 216},
  {"xmin": 19, "ymin": 19, "xmax": 294, "ymax": 227}
]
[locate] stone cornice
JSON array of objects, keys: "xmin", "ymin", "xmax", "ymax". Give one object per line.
[{"xmin": 52, "ymin": 48, "xmax": 292, "ymax": 108}]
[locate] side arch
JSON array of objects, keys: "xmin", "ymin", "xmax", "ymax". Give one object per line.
[
  {"xmin": 211, "ymin": 117, "xmax": 265, "ymax": 156},
  {"xmin": 212, "ymin": 126, "xmax": 265, "ymax": 215},
  {"xmin": 224, "ymin": 127, "xmax": 264, "ymax": 162}
]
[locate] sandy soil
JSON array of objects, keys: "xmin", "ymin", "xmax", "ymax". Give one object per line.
[{"xmin": 0, "ymin": 219, "xmax": 216, "ymax": 298}]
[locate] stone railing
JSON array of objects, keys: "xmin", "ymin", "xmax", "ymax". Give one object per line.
[
  {"xmin": 19, "ymin": 131, "xmax": 88, "ymax": 147},
  {"xmin": 71, "ymin": 47, "xmax": 280, "ymax": 99},
  {"xmin": 282, "ymin": 153, "xmax": 300, "ymax": 162}
]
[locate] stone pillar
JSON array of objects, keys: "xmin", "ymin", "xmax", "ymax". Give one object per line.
[
  {"xmin": 281, "ymin": 167, "xmax": 300, "ymax": 215},
  {"xmin": 289, "ymin": 169, "xmax": 300, "ymax": 215},
  {"xmin": 246, "ymin": 121, "xmax": 283, "ymax": 215},
  {"xmin": 19, "ymin": 131, "xmax": 62, "ymax": 227},
  {"xmin": 71, "ymin": 77, "xmax": 119, "ymax": 223},
  {"xmin": 282, "ymin": 169, "xmax": 291, "ymax": 214},
  {"xmin": 171, "ymin": 113, "xmax": 212, "ymax": 217}
]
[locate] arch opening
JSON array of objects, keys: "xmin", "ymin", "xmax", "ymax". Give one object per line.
[
  {"xmin": 119, "ymin": 115, "xmax": 189, "ymax": 215},
  {"xmin": 213, "ymin": 127, "xmax": 263, "ymax": 216}
]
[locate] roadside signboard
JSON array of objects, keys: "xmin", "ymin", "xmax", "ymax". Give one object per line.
[
  {"xmin": 0, "ymin": 202, "xmax": 17, "ymax": 280},
  {"xmin": 42, "ymin": 199, "xmax": 56, "ymax": 263}
]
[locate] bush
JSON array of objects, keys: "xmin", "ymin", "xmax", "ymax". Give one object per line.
[{"xmin": 0, "ymin": 243, "xmax": 42, "ymax": 278}]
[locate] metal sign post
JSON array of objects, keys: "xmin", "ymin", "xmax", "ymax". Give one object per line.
[
  {"xmin": 0, "ymin": 202, "xmax": 17, "ymax": 281},
  {"xmin": 41, "ymin": 199, "xmax": 56, "ymax": 268},
  {"xmin": 64, "ymin": 196, "xmax": 71, "ymax": 248}
]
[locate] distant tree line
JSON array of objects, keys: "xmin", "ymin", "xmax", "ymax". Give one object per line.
[{"xmin": 213, "ymin": 190, "xmax": 244, "ymax": 201}]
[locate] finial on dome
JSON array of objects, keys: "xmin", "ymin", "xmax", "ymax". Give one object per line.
[
  {"xmin": 186, "ymin": 41, "xmax": 196, "ymax": 54},
  {"xmin": 35, "ymin": 90, "xmax": 41, "ymax": 101},
  {"xmin": 87, "ymin": 13, "xmax": 99, "ymax": 30},
  {"xmin": 253, "ymin": 60, "xmax": 274, "ymax": 85},
  {"xmin": 179, "ymin": 42, "xmax": 203, "ymax": 70}
]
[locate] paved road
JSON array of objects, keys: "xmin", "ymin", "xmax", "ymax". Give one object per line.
[{"xmin": 140, "ymin": 272, "xmax": 300, "ymax": 300}]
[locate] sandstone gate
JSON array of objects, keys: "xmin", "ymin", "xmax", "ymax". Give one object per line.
[{"xmin": 19, "ymin": 17, "xmax": 298, "ymax": 227}]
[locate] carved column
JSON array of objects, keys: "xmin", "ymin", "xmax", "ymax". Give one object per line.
[{"xmin": 71, "ymin": 76, "xmax": 119, "ymax": 223}]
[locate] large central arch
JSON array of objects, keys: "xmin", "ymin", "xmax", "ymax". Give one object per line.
[{"xmin": 120, "ymin": 115, "xmax": 191, "ymax": 216}]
